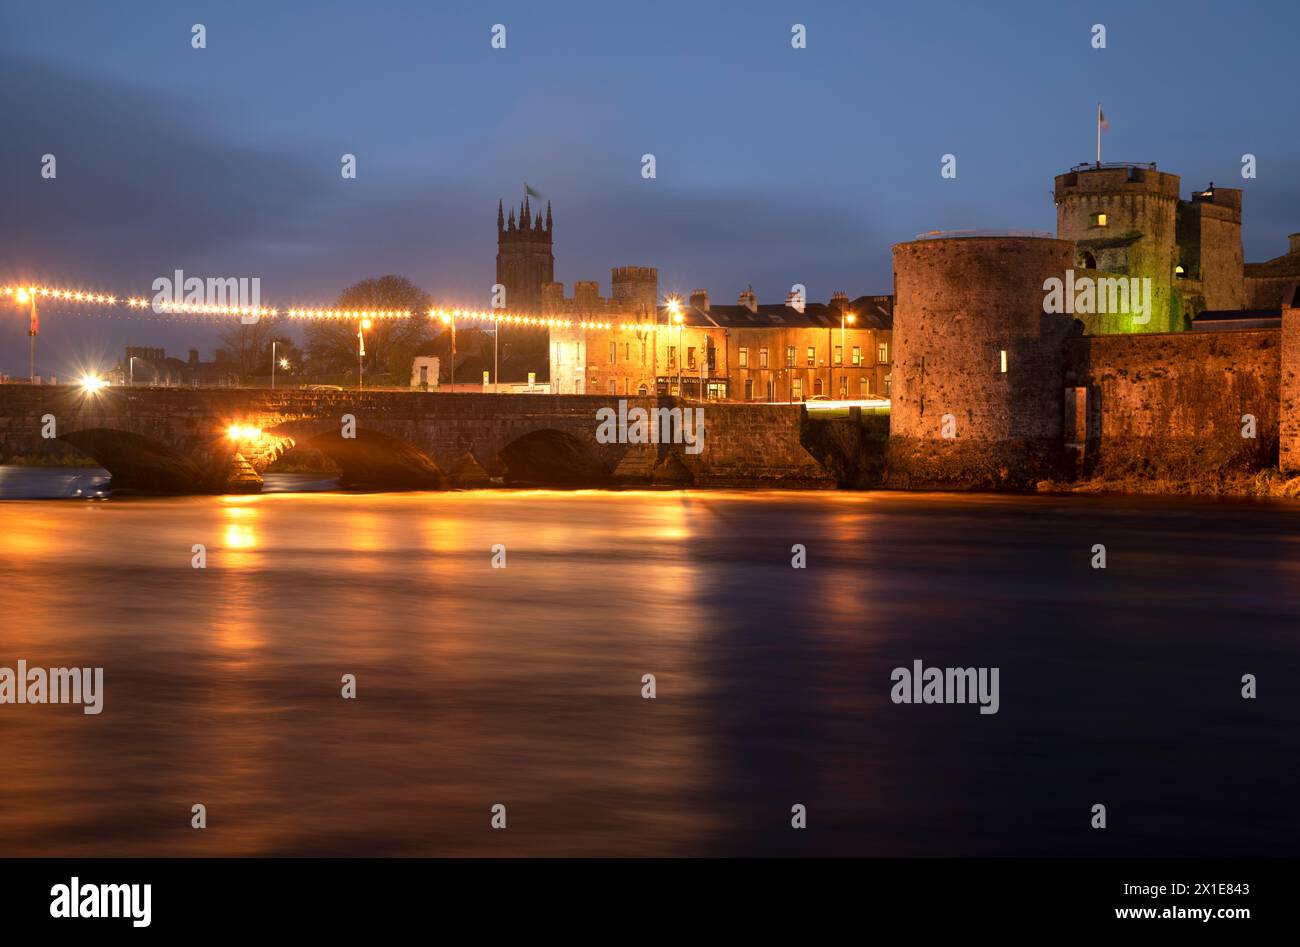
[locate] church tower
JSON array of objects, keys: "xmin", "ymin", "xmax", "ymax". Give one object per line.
[{"xmin": 496, "ymin": 197, "xmax": 554, "ymax": 310}]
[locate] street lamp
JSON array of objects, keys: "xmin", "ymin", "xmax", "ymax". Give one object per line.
[
  {"xmin": 271, "ymin": 339, "xmax": 278, "ymax": 390},
  {"xmin": 16, "ymin": 287, "xmax": 36, "ymax": 382},
  {"xmin": 129, "ymin": 355, "xmax": 140, "ymax": 386},
  {"xmin": 358, "ymin": 318, "xmax": 372, "ymax": 391},
  {"xmin": 439, "ymin": 311, "xmax": 455, "ymax": 391},
  {"xmin": 665, "ymin": 297, "xmax": 684, "ymax": 398},
  {"xmin": 841, "ymin": 311, "xmax": 856, "ymax": 399}
]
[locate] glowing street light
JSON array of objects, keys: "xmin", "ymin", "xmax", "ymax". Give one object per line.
[
  {"xmin": 841, "ymin": 310, "xmax": 856, "ymax": 397},
  {"xmin": 668, "ymin": 300, "xmax": 685, "ymax": 398},
  {"xmin": 358, "ymin": 318, "xmax": 372, "ymax": 391},
  {"xmin": 14, "ymin": 287, "xmax": 36, "ymax": 382},
  {"xmin": 78, "ymin": 374, "xmax": 108, "ymax": 394}
]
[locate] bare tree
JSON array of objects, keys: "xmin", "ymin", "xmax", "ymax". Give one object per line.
[
  {"xmin": 305, "ymin": 275, "xmax": 435, "ymax": 379},
  {"xmin": 217, "ymin": 316, "xmax": 281, "ymax": 380}
]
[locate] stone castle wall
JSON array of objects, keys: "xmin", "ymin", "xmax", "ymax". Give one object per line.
[{"xmin": 1063, "ymin": 328, "xmax": 1281, "ymax": 480}]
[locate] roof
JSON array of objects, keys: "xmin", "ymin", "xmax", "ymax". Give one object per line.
[
  {"xmin": 1244, "ymin": 251, "xmax": 1300, "ymax": 278},
  {"xmin": 660, "ymin": 295, "xmax": 892, "ymax": 330}
]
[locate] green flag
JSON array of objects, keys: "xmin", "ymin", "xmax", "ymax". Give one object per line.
[{"xmin": 525, "ymin": 183, "xmax": 543, "ymax": 199}]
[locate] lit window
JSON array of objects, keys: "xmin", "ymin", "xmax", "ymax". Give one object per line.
[
  {"xmin": 806, "ymin": 347, "xmax": 816, "ymax": 367},
  {"xmin": 760, "ymin": 348, "xmax": 769, "ymax": 368},
  {"xmin": 739, "ymin": 347, "xmax": 749, "ymax": 368},
  {"xmin": 786, "ymin": 345, "xmax": 796, "ymax": 367},
  {"xmin": 1000, "ymin": 349, "xmax": 1007, "ymax": 373},
  {"xmin": 1175, "ymin": 265, "xmax": 1185, "ymax": 276},
  {"xmin": 877, "ymin": 343, "xmax": 889, "ymax": 363},
  {"xmin": 852, "ymin": 346, "xmax": 861, "ymax": 366},
  {"xmin": 1091, "ymin": 212, "xmax": 1108, "ymax": 227},
  {"xmin": 834, "ymin": 345, "xmax": 843, "ymax": 365}
]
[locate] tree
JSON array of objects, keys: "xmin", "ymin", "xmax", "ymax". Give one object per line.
[
  {"xmin": 217, "ymin": 316, "xmax": 281, "ymax": 379},
  {"xmin": 305, "ymin": 275, "xmax": 435, "ymax": 380}
]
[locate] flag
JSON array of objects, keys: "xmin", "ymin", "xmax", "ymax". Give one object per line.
[
  {"xmin": 1098, "ymin": 107, "xmax": 1109, "ymax": 132},
  {"xmin": 524, "ymin": 183, "xmax": 543, "ymax": 199}
]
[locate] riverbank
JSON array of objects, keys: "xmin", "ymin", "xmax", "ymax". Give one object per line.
[{"xmin": 1036, "ymin": 468, "xmax": 1300, "ymax": 498}]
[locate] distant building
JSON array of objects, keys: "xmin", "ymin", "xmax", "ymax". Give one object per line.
[
  {"xmin": 116, "ymin": 346, "xmax": 232, "ymax": 386},
  {"xmin": 502, "ymin": 199, "xmax": 894, "ymax": 400}
]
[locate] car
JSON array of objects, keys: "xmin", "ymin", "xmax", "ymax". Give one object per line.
[{"xmin": 806, "ymin": 394, "xmax": 832, "ymax": 401}]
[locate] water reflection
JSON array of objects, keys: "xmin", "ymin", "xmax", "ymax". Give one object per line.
[{"xmin": 1, "ymin": 470, "xmax": 1299, "ymax": 856}]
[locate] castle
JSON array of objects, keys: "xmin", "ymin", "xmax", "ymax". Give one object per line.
[{"xmin": 887, "ymin": 162, "xmax": 1300, "ymax": 488}]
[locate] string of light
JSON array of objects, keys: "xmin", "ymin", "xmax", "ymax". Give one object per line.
[{"xmin": 3, "ymin": 284, "xmax": 670, "ymax": 331}]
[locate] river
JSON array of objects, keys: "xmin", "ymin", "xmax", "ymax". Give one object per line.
[{"xmin": 1, "ymin": 466, "xmax": 1297, "ymax": 856}]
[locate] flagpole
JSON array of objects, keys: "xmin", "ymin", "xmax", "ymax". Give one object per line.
[{"xmin": 1096, "ymin": 103, "xmax": 1101, "ymax": 167}]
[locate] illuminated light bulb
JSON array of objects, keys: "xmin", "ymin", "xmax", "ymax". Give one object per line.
[{"xmin": 226, "ymin": 424, "xmax": 242, "ymax": 440}]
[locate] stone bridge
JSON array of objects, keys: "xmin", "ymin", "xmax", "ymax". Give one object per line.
[{"xmin": 0, "ymin": 386, "xmax": 836, "ymax": 493}]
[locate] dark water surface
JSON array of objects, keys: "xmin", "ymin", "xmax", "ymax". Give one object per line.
[{"xmin": 1, "ymin": 466, "xmax": 1297, "ymax": 856}]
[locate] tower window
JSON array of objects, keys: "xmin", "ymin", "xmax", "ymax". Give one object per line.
[
  {"xmin": 1090, "ymin": 212, "xmax": 1108, "ymax": 228},
  {"xmin": 1174, "ymin": 265, "xmax": 1185, "ymax": 277},
  {"xmin": 999, "ymin": 349, "xmax": 1008, "ymax": 373}
]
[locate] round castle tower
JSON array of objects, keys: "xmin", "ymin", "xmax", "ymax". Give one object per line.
[
  {"xmin": 885, "ymin": 235, "xmax": 1078, "ymax": 488},
  {"xmin": 1054, "ymin": 164, "xmax": 1180, "ymax": 333}
]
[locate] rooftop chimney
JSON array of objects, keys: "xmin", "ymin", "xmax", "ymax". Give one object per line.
[
  {"xmin": 689, "ymin": 289, "xmax": 709, "ymax": 312},
  {"xmin": 737, "ymin": 286, "xmax": 757, "ymax": 313}
]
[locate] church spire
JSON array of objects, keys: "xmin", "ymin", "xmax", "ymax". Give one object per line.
[
  {"xmin": 497, "ymin": 199, "xmax": 504, "ymax": 233},
  {"xmin": 546, "ymin": 201, "xmax": 552, "ymax": 233}
]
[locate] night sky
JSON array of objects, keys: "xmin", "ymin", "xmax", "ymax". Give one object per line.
[{"xmin": 1, "ymin": 0, "xmax": 1297, "ymax": 377}]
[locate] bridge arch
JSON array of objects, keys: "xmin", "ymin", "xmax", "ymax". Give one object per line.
[
  {"xmin": 497, "ymin": 429, "xmax": 611, "ymax": 486},
  {"xmin": 305, "ymin": 426, "xmax": 443, "ymax": 490},
  {"xmin": 58, "ymin": 428, "xmax": 212, "ymax": 494}
]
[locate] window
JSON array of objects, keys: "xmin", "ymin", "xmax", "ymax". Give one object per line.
[
  {"xmin": 687, "ymin": 347, "xmax": 696, "ymax": 370},
  {"xmin": 609, "ymin": 342, "xmax": 616, "ymax": 364},
  {"xmin": 999, "ymin": 349, "xmax": 1007, "ymax": 373},
  {"xmin": 668, "ymin": 346, "xmax": 677, "ymax": 368},
  {"xmin": 609, "ymin": 379, "xmax": 617, "ymax": 394},
  {"xmin": 760, "ymin": 348, "xmax": 769, "ymax": 368},
  {"xmin": 739, "ymin": 347, "xmax": 749, "ymax": 368},
  {"xmin": 744, "ymin": 378, "xmax": 753, "ymax": 400},
  {"xmin": 852, "ymin": 346, "xmax": 861, "ymax": 366},
  {"xmin": 877, "ymin": 343, "xmax": 889, "ymax": 364},
  {"xmin": 806, "ymin": 346, "xmax": 816, "ymax": 367},
  {"xmin": 884, "ymin": 374, "xmax": 892, "ymax": 396},
  {"xmin": 623, "ymin": 343, "xmax": 630, "ymax": 361},
  {"xmin": 786, "ymin": 345, "xmax": 796, "ymax": 368},
  {"xmin": 638, "ymin": 383, "xmax": 647, "ymax": 395},
  {"xmin": 1091, "ymin": 212, "xmax": 1108, "ymax": 228},
  {"xmin": 838, "ymin": 376, "xmax": 847, "ymax": 398},
  {"xmin": 791, "ymin": 378, "xmax": 803, "ymax": 401},
  {"xmin": 834, "ymin": 345, "xmax": 843, "ymax": 365}
]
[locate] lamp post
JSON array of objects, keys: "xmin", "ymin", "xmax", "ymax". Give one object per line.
[
  {"xmin": 358, "ymin": 318, "xmax": 371, "ymax": 391},
  {"xmin": 667, "ymin": 297, "xmax": 684, "ymax": 398},
  {"xmin": 16, "ymin": 288, "xmax": 36, "ymax": 382},
  {"xmin": 439, "ymin": 311, "xmax": 456, "ymax": 392},
  {"xmin": 129, "ymin": 355, "xmax": 139, "ymax": 386},
  {"xmin": 842, "ymin": 310, "xmax": 856, "ymax": 399},
  {"xmin": 271, "ymin": 340, "xmax": 278, "ymax": 390},
  {"xmin": 493, "ymin": 313, "xmax": 499, "ymax": 394}
]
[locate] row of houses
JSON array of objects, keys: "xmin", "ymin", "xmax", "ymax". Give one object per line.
[{"xmin": 546, "ymin": 287, "xmax": 893, "ymax": 402}]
